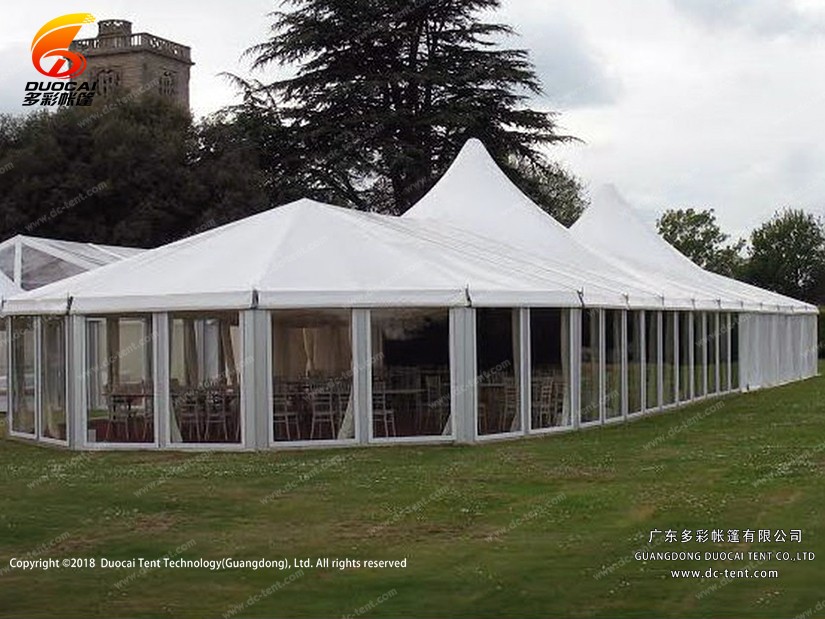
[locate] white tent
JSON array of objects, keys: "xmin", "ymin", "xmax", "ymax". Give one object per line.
[
  {"xmin": 0, "ymin": 271, "xmax": 21, "ymax": 413},
  {"xmin": 1, "ymin": 138, "xmax": 817, "ymax": 451},
  {"xmin": 571, "ymin": 185, "xmax": 815, "ymax": 314},
  {"xmin": 5, "ymin": 198, "xmax": 667, "ymax": 315},
  {"xmin": 571, "ymin": 185, "xmax": 818, "ymax": 388}
]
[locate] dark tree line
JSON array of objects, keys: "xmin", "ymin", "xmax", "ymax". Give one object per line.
[
  {"xmin": 0, "ymin": 99, "xmax": 270, "ymax": 246},
  {"xmin": 658, "ymin": 207, "xmax": 825, "ymax": 306}
]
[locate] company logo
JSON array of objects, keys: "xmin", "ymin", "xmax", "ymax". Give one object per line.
[{"xmin": 31, "ymin": 13, "xmax": 96, "ymax": 79}]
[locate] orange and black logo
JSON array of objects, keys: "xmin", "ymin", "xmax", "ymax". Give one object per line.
[{"xmin": 24, "ymin": 14, "xmax": 98, "ymax": 107}]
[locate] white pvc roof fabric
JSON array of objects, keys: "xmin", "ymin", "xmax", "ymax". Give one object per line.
[
  {"xmin": 2, "ymin": 138, "xmax": 814, "ymax": 315},
  {"xmin": 408, "ymin": 139, "xmax": 814, "ymax": 314},
  {"xmin": 5, "ymin": 199, "xmax": 632, "ymax": 314},
  {"xmin": 572, "ymin": 185, "xmax": 816, "ymax": 314}
]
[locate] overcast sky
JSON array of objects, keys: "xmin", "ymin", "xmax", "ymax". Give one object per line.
[{"xmin": 3, "ymin": 0, "xmax": 825, "ymax": 239}]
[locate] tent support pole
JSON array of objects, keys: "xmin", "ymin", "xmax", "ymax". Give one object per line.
[
  {"xmin": 621, "ymin": 310, "xmax": 628, "ymax": 420},
  {"xmin": 570, "ymin": 308, "xmax": 581, "ymax": 429},
  {"xmin": 519, "ymin": 308, "xmax": 529, "ymax": 435},
  {"xmin": 449, "ymin": 307, "xmax": 475, "ymax": 443},
  {"xmin": 352, "ymin": 309, "xmax": 370, "ymax": 445},
  {"xmin": 154, "ymin": 313, "xmax": 169, "ymax": 448},
  {"xmin": 657, "ymin": 311, "xmax": 664, "ymax": 409},
  {"xmin": 240, "ymin": 309, "xmax": 268, "ymax": 449},
  {"xmin": 69, "ymin": 315, "xmax": 87, "ymax": 448}
]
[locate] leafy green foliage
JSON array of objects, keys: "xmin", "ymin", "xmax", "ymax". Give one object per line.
[
  {"xmin": 507, "ymin": 157, "xmax": 588, "ymax": 226},
  {"xmin": 745, "ymin": 209, "xmax": 825, "ymax": 304},
  {"xmin": 0, "ymin": 98, "xmax": 268, "ymax": 247},
  {"xmin": 657, "ymin": 208, "xmax": 745, "ymax": 277},
  {"xmin": 233, "ymin": 0, "xmax": 582, "ymax": 215}
]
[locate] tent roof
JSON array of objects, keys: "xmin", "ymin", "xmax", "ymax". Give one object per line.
[
  {"xmin": 406, "ymin": 139, "xmax": 749, "ymax": 310},
  {"xmin": 0, "ymin": 234, "xmax": 144, "ymax": 291},
  {"xmin": 0, "ymin": 270, "xmax": 20, "ymax": 300},
  {"xmin": 4, "ymin": 199, "xmax": 643, "ymax": 315},
  {"xmin": 3, "ymin": 140, "xmax": 813, "ymax": 315},
  {"xmin": 407, "ymin": 139, "xmax": 814, "ymax": 313},
  {"xmin": 571, "ymin": 185, "xmax": 816, "ymax": 313}
]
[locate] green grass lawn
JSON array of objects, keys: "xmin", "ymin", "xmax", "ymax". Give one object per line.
[{"xmin": 1, "ymin": 367, "xmax": 824, "ymax": 619}]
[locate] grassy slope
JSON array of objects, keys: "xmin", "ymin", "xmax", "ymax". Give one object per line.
[{"xmin": 0, "ymin": 369, "xmax": 823, "ymax": 619}]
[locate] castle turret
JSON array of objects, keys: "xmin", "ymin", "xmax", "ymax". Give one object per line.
[{"xmin": 70, "ymin": 19, "xmax": 193, "ymax": 107}]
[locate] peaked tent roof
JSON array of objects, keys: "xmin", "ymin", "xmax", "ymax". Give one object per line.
[
  {"xmin": 571, "ymin": 185, "xmax": 815, "ymax": 314},
  {"xmin": 405, "ymin": 138, "xmax": 736, "ymax": 310},
  {"xmin": 4, "ymin": 199, "xmax": 645, "ymax": 315}
]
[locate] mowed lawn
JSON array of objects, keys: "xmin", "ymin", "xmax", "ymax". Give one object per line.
[{"xmin": 1, "ymin": 368, "xmax": 824, "ymax": 619}]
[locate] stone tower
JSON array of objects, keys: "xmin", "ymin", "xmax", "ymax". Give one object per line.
[{"xmin": 70, "ymin": 19, "xmax": 193, "ymax": 108}]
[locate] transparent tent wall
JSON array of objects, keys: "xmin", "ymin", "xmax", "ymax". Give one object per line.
[
  {"xmin": 476, "ymin": 308, "xmax": 521, "ymax": 436},
  {"xmin": 0, "ymin": 319, "xmax": 7, "ymax": 413},
  {"xmin": 708, "ymin": 312, "xmax": 719, "ymax": 394},
  {"xmin": 271, "ymin": 309, "xmax": 355, "ymax": 443},
  {"xmin": 370, "ymin": 308, "xmax": 451, "ymax": 438},
  {"xmin": 720, "ymin": 313, "xmax": 731, "ymax": 392},
  {"xmin": 40, "ymin": 316, "xmax": 67, "ymax": 442},
  {"xmin": 678, "ymin": 312, "xmax": 691, "ymax": 402},
  {"xmin": 21, "ymin": 243, "xmax": 86, "ymax": 290},
  {"xmin": 169, "ymin": 312, "xmax": 241, "ymax": 444},
  {"xmin": 530, "ymin": 308, "xmax": 570, "ymax": 430},
  {"xmin": 580, "ymin": 309, "xmax": 601, "ymax": 423},
  {"xmin": 645, "ymin": 311, "xmax": 660, "ymax": 410},
  {"xmin": 662, "ymin": 311, "xmax": 677, "ymax": 406},
  {"xmin": 10, "ymin": 316, "xmax": 35, "ymax": 435},
  {"xmin": 605, "ymin": 310, "xmax": 623, "ymax": 420},
  {"xmin": 731, "ymin": 314, "xmax": 740, "ymax": 390},
  {"xmin": 85, "ymin": 315, "xmax": 154, "ymax": 444},
  {"xmin": 627, "ymin": 311, "xmax": 643, "ymax": 414},
  {"xmin": 694, "ymin": 313, "xmax": 706, "ymax": 398}
]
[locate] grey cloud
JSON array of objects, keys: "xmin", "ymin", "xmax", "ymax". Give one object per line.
[
  {"xmin": 518, "ymin": 17, "xmax": 620, "ymax": 108},
  {"xmin": 0, "ymin": 42, "xmax": 52, "ymax": 115},
  {"xmin": 671, "ymin": 0, "xmax": 825, "ymax": 37}
]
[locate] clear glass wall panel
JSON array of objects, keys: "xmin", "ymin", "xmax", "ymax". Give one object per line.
[
  {"xmin": 663, "ymin": 312, "xmax": 676, "ymax": 406},
  {"xmin": 40, "ymin": 316, "xmax": 67, "ymax": 441},
  {"xmin": 708, "ymin": 313, "xmax": 719, "ymax": 394},
  {"xmin": 86, "ymin": 316, "xmax": 153, "ymax": 444},
  {"xmin": 605, "ymin": 310, "xmax": 623, "ymax": 420},
  {"xmin": 645, "ymin": 311, "xmax": 660, "ymax": 410},
  {"xmin": 530, "ymin": 309, "xmax": 570, "ymax": 429},
  {"xmin": 170, "ymin": 312, "xmax": 241, "ymax": 444},
  {"xmin": 370, "ymin": 308, "xmax": 450, "ymax": 438},
  {"xmin": 581, "ymin": 309, "xmax": 601, "ymax": 423},
  {"xmin": 271, "ymin": 309, "xmax": 354, "ymax": 442},
  {"xmin": 679, "ymin": 312, "xmax": 691, "ymax": 402},
  {"xmin": 11, "ymin": 316, "xmax": 35, "ymax": 435},
  {"xmin": 477, "ymin": 309, "xmax": 521, "ymax": 436},
  {"xmin": 694, "ymin": 313, "xmax": 706, "ymax": 398},
  {"xmin": 627, "ymin": 311, "xmax": 643, "ymax": 414},
  {"xmin": 731, "ymin": 314, "xmax": 740, "ymax": 390},
  {"xmin": 720, "ymin": 313, "xmax": 730, "ymax": 392}
]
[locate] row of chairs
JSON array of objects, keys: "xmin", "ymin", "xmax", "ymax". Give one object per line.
[
  {"xmin": 103, "ymin": 382, "xmax": 153, "ymax": 442},
  {"xmin": 478, "ymin": 375, "xmax": 567, "ymax": 434},
  {"xmin": 273, "ymin": 373, "xmax": 451, "ymax": 440},
  {"xmin": 172, "ymin": 388, "xmax": 240, "ymax": 443}
]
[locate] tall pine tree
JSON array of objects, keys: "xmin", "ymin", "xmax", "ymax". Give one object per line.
[{"xmin": 235, "ymin": 0, "xmax": 579, "ymax": 215}]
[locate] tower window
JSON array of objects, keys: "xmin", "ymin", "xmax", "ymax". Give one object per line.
[
  {"xmin": 96, "ymin": 69, "xmax": 121, "ymax": 96},
  {"xmin": 159, "ymin": 71, "xmax": 176, "ymax": 97}
]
